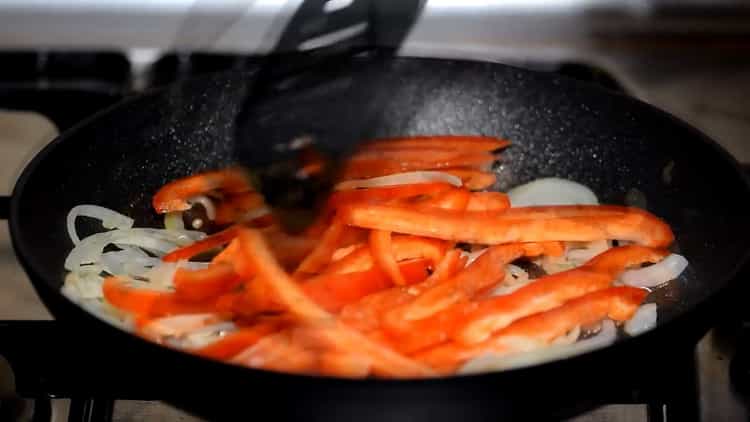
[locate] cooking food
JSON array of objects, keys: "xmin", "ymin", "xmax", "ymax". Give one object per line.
[{"xmin": 62, "ymin": 135, "xmax": 686, "ymax": 378}]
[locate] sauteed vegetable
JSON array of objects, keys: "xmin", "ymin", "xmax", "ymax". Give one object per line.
[{"xmin": 62, "ymin": 135, "xmax": 687, "ymax": 378}]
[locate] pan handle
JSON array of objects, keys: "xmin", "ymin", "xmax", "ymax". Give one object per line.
[{"xmin": 0, "ymin": 196, "xmax": 8, "ymax": 220}]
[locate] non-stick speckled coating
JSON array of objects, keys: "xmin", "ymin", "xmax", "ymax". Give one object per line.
[{"xmin": 9, "ymin": 57, "xmax": 750, "ymax": 420}]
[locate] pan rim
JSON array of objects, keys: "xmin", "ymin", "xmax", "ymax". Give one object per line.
[{"xmin": 9, "ymin": 56, "xmax": 750, "ymax": 386}]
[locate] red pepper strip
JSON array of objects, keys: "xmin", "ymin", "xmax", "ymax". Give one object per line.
[
  {"xmin": 441, "ymin": 168, "xmax": 497, "ymax": 191},
  {"xmin": 384, "ymin": 243, "xmax": 547, "ymax": 325},
  {"xmin": 231, "ymin": 330, "xmax": 320, "ymax": 374},
  {"xmin": 340, "ymin": 154, "xmax": 496, "ymax": 180},
  {"xmin": 301, "ymin": 258, "xmax": 431, "ymax": 312},
  {"xmin": 338, "ymin": 249, "xmax": 466, "ymax": 334},
  {"xmin": 193, "ymin": 321, "xmax": 283, "ymax": 360},
  {"xmin": 358, "ymin": 136, "xmax": 510, "ymax": 153},
  {"xmin": 294, "ymin": 220, "xmax": 346, "ymax": 276},
  {"xmin": 415, "ymin": 287, "xmax": 647, "ymax": 373},
  {"xmin": 235, "ymin": 228, "xmax": 434, "ymax": 378},
  {"xmin": 162, "ymin": 225, "xmax": 240, "ymax": 262},
  {"xmin": 414, "ymin": 188, "xmax": 471, "ymax": 211},
  {"xmin": 102, "ymin": 276, "xmax": 216, "ymax": 318},
  {"xmin": 173, "ymin": 263, "xmax": 243, "ymax": 302},
  {"xmin": 426, "ymin": 249, "xmax": 467, "ymax": 285},
  {"xmin": 466, "ymin": 192, "xmax": 510, "ymax": 211},
  {"xmin": 152, "ymin": 167, "xmax": 252, "ymax": 214},
  {"xmin": 388, "ymin": 245, "xmax": 662, "ymax": 354},
  {"xmin": 260, "ymin": 228, "xmax": 318, "ymax": 269},
  {"xmin": 369, "ymin": 230, "xmax": 406, "ymax": 286},
  {"xmin": 214, "ymin": 192, "xmax": 266, "ymax": 225},
  {"xmin": 339, "ymin": 203, "xmax": 675, "ymax": 248},
  {"xmin": 325, "ymin": 235, "xmax": 447, "ymax": 274},
  {"xmin": 326, "ymin": 183, "xmax": 454, "ymax": 211},
  {"xmin": 350, "ymin": 148, "xmax": 497, "ymax": 164},
  {"xmin": 452, "ymin": 245, "xmax": 668, "ymax": 345}
]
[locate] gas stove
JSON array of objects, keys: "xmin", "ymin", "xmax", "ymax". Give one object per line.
[{"xmin": 0, "ymin": 51, "xmax": 748, "ymax": 422}]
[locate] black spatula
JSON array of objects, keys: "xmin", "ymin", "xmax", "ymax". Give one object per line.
[{"xmin": 233, "ymin": 0, "xmax": 424, "ymax": 232}]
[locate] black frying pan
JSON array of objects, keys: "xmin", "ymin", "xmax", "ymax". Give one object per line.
[{"xmin": 4, "ymin": 57, "xmax": 750, "ymax": 421}]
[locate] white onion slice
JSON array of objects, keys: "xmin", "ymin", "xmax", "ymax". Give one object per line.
[
  {"xmin": 100, "ymin": 247, "xmax": 158, "ymax": 277},
  {"xmin": 462, "ymin": 248, "xmax": 488, "ymax": 266},
  {"xmin": 459, "ymin": 320, "xmax": 617, "ymax": 374},
  {"xmin": 624, "ymin": 303, "xmax": 657, "ymax": 336},
  {"xmin": 620, "ymin": 254, "xmax": 688, "ymax": 288},
  {"xmin": 507, "ymin": 178, "xmax": 598, "ymax": 207},
  {"xmin": 141, "ymin": 314, "xmax": 223, "ymax": 338},
  {"xmin": 65, "ymin": 228, "xmax": 206, "ymax": 272},
  {"xmin": 566, "ymin": 240, "xmax": 611, "ymax": 264},
  {"xmin": 334, "ymin": 171, "xmax": 462, "ymax": 191},
  {"xmin": 187, "ymin": 195, "xmax": 216, "ymax": 220},
  {"xmin": 164, "ymin": 212, "xmax": 185, "ymax": 230},
  {"xmin": 171, "ymin": 322, "xmax": 238, "ymax": 349},
  {"xmin": 67, "ymin": 205, "xmax": 135, "ymax": 245},
  {"xmin": 490, "ymin": 264, "xmax": 532, "ymax": 296}
]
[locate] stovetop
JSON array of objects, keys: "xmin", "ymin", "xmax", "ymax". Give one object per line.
[{"xmin": 0, "ymin": 50, "xmax": 749, "ymax": 422}]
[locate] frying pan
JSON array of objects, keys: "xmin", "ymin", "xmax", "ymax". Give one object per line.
[{"xmin": 4, "ymin": 57, "xmax": 750, "ymax": 421}]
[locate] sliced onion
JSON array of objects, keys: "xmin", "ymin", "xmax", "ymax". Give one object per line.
[
  {"xmin": 100, "ymin": 247, "xmax": 158, "ymax": 277},
  {"xmin": 551, "ymin": 325, "xmax": 581, "ymax": 346},
  {"xmin": 624, "ymin": 303, "xmax": 657, "ymax": 336},
  {"xmin": 620, "ymin": 254, "xmax": 688, "ymax": 288},
  {"xmin": 507, "ymin": 178, "xmax": 598, "ymax": 207},
  {"xmin": 67, "ymin": 205, "xmax": 135, "ymax": 245},
  {"xmin": 164, "ymin": 211, "xmax": 185, "ymax": 230},
  {"xmin": 462, "ymin": 247, "xmax": 488, "ymax": 266},
  {"xmin": 63, "ymin": 271, "xmax": 105, "ymax": 300},
  {"xmin": 169, "ymin": 322, "xmax": 238, "ymax": 349},
  {"xmin": 65, "ymin": 228, "xmax": 206, "ymax": 272},
  {"xmin": 490, "ymin": 264, "xmax": 532, "ymax": 296},
  {"xmin": 187, "ymin": 195, "xmax": 216, "ymax": 220},
  {"xmin": 566, "ymin": 240, "xmax": 611, "ymax": 264},
  {"xmin": 334, "ymin": 171, "xmax": 462, "ymax": 191},
  {"xmin": 141, "ymin": 314, "xmax": 223, "ymax": 338},
  {"xmin": 459, "ymin": 320, "xmax": 617, "ymax": 374}
]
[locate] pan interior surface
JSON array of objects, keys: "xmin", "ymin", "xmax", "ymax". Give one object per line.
[{"xmin": 11, "ymin": 57, "xmax": 750, "ymax": 357}]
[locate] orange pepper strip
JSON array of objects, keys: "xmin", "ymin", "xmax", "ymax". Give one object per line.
[
  {"xmin": 214, "ymin": 192, "xmax": 266, "ymax": 225},
  {"xmin": 340, "ymin": 154, "xmax": 496, "ymax": 180},
  {"xmin": 339, "ymin": 204, "xmax": 674, "ymax": 248},
  {"xmin": 441, "ymin": 168, "xmax": 497, "ymax": 191},
  {"xmin": 162, "ymin": 225, "xmax": 240, "ymax": 262},
  {"xmin": 338, "ymin": 249, "xmax": 466, "ymax": 334},
  {"xmin": 301, "ymin": 258, "xmax": 431, "ymax": 312},
  {"xmin": 326, "ymin": 183, "xmax": 454, "ymax": 211},
  {"xmin": 324, "ymin": 235, "xmax": 446, "ymax": 274},
  {"xmin": 385, "ymin": 243, "xmax": 548, "ymax": 324},
  {"xmin": 102, "ymin": 276, "xmax": 216, "ymax": 318},
  {"xmin": 386, "ymin": 246, "xmax": 664, "ymax": 354},
  {"xmin": 235, "ymin": 228, "xmax": 434, "ymax": 378},
  {"xmin": 369, "ymin": 230, "xmax": 407, "ymax": 286},
  {"xmin": 415, "ymin": 187, "xmax": 471, "ymax": 210},
  {"xmin": 466, "ymin": 192, "xmax": 510, "ymax": 211},
  {"xmin": 294, "ymin": 220, "xmax": 346, "ymax": 276},
  {"xmin": 359, "ymin": 136, "xmax": 510, "ymax": 153},
  {"xmin": 350, "ymin": 148, "xmax": 497, "ymax": 164},
  {"xmin": 152, "ymin": 167, "xmax": 251, "ymax": 214},
  {"xmin": 415, "ymin": 286, "xmax": 647, "ymax": 373},
  {"xmin": 318, "ymin": 351, "xmax": 372, "ymax": 378},
  {"xmin": 173, "ymin": 263, "xmax": 243, "ymax": 302},
  {"xmin": 213, "ymin": 281, "xmax": 285, "ymax": 318},
  {"xmin": 232, "ymin": 330, "xmax": 320, "ymax": 374},
  {"xmin": 453, "ymin": 245, "xmax": 667, "ymax": 344},
  {"xmin": 193, "ymin": 321, "xmax": 283, "ymax": 360}
]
